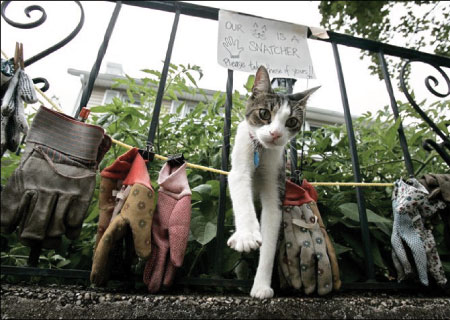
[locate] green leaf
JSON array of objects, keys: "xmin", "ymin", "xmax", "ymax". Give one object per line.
[
  {"xmin": 333, "ymin": 242, "xmax": 353, "ymax": 255},
  {"xmin": 84, "ymin": 205, "xmax": 99, "ymax": 223},
  {"xmin": 190, "ymin": 210, "xmax": 217, "ymax": 245},
  {"xmin": 56, "ymin": 259, "xmax": 71, "ymax": 268},
  {"xmin": 206, "ymin": 180, "xmax": 220, "ymax": 198},
  {"xmin": 192, "ymin": 184, "xmax": 212, "ymax": 197},
  {"xmin": 338, "ymin": 203, "xmax": 391, "ymax": 224}
]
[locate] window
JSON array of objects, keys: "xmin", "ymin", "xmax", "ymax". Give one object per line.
[{"xmin": 102, "ymin": 89, "xmax": 121, "ymax": 105}]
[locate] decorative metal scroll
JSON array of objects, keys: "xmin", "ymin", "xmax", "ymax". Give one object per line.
[
  {"xmin": 400, "ymin": 60, "xmax": 450, "ymax": 166},
  {"xmin": 32, "ymin": 77, "xmax": 49, "ymax": 92},
  {"xmin": 1, "ymin": 1, "xmax": 85, "ymax": 67}
]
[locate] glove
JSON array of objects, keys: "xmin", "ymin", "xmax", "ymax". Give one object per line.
[
  {"xmin": 278, "ymin": 179, "xmax": 340, "ymax": 295},
  {"xmin": 1, "ymin": 105, "xmax": 110, "ymax": 249},
  {"xmin": 143, "ymin": 162, "xmax": 192, "ymax": 293},
  {"xmin": 93, "ymin": 148, "xmax": 141, "ymax": 251},
  {"xmin": 90, "ymin": 149, "xmax": 155, "ymax": 286},
  {"xmin": 1, "ymin": 67, "xmax": 37, "ymax": 157},
  {"xmin": 391, "ymin": 178, "xmax": 447, "ymax": 286},
  {"xmin": 300, "ymin": 179, "xmax": 341, "ymax": 291}
]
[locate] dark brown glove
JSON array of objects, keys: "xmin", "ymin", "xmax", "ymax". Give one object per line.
[{"xmin": 1, "ymin": 105, "xmax": 110, "ymax": 249}]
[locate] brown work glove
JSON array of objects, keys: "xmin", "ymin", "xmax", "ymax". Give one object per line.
[
  {"xmin": 90, "ymin": 149, "xmax": 155, "ymax": 286},
  {"xmin": 1, "ymin": 105, "xmax": 110, "ymax": 249}
]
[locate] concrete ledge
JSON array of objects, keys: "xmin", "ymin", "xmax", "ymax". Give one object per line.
[{"xmin": 1, "ymin": 283, "xmax": 449, "ymax": 319}]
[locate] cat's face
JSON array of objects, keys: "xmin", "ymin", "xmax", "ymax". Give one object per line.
[{"xmin": 245, "ymin": 66, "xmax": 319, "ymax": 149}]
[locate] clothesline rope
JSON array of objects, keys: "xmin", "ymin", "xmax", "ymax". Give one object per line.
[{"xmin": 2, "ymin": 49, "xmax": 394, "ymax": 187}]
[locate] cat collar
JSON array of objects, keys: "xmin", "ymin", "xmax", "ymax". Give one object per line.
[{"xmin": 249, "ymin": 132, "xmax": 263, "ymax": 168}]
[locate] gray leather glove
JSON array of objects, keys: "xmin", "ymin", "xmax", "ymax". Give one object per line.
[
  {"xmin": 1, "ymin": 67, "xmax": 36, "ymax": 157},
  {"xmin": 391, "ymin": 178, "xmax": 447, "ymax": 286},
  {"xmin": 1, "ymin": 105, "xmax": 111, "ymax": 249}
]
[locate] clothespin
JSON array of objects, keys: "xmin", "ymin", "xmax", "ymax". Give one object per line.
[
  {"xmin": 291, "ymin": 169, "xmax": 303, "ymax": 187},
  {"xmin": 13, "ymin": 42, "xmax": 24, "ymax": 72},
  {"xmin": 167, "ymin": 153, "xmax": 185, "ymax": 167},
  {"xmin": 138, "ymin": 143, "xmax": 155, "ymax": 162}
]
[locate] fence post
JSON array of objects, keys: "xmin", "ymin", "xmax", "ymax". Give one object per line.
[
  {"xmin": 75, "ymin": 1, "xmax": 122, "ymax": 118},
  {"xmin": 332, "ymin": 42, "xmax": 375, "ymax": 281},
  {"xmin": 214, "ymin": 69, "xmax": 233, "ymax": 276},
  {"xmin": 378, "ymin": 51, "xmax": 414, "ymax": 176},
  {"xmin": 146, "ymin": 6, "xmax": 180, "ymax": 150}
]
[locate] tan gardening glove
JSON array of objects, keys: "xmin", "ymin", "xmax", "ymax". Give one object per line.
[
  {"xmin": 278, "ymin": 180, "xmax": 341, "ymax": 295},
  {"xmin": 90, "ymin": 149, "xmax": 155, "ymax": 286}
]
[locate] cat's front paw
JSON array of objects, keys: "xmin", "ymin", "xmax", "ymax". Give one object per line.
[
  {"xmin": 250, "ymin": 284, "xmax": 274, "ymax": 299},
  {"xmin": 227, "ymin": 230, "xmax": 262, "ymax": 252}
]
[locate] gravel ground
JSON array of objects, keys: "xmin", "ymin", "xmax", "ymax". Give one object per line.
[{"xmin": 1, "ymin": 282, "xmax": 450, "ymax": 319}]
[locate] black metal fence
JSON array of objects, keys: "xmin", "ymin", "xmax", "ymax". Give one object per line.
[{"xmin": 1, "ymin": 0, "xmax": 449, "ymax": 291}]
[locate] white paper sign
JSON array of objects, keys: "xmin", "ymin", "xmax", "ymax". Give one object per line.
[{"xmin": 217, "ymin": 10, "xmax": 316, "ymax": 79}]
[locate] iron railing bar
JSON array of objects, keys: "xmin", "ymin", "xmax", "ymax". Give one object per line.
[
  {"xmin": 112, "ymin": 0, "xmax": 219, "ymax": 20},
  {"xmin": 331, "ymin": 42, "xmax": 375, "ymax": 281},
  {"xmin": 318, "ymin": 31, "xmax": 450, "ymax": 68},
  {"xmin": 214, "ymin": 69, "xmax": 233, "ymax": 276},
  {"xmin": 109, "ymin": 1, "xmax": 450, "ymax": 68},
  {"xmin": 75, "ymin": 1, "xmax": 122, "ymax": 118},
  {"xmin": 1, "ymin": 265, "xmax": 90, "ymax": 279},
  {"xmin": 378, "ymin": 51, "xmax": 415, "ymax": 177},
  {"xmin": 146, "ymin": 6, "xmax": 180, "ymax": 150}
]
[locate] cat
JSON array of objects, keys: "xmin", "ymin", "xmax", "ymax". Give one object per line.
[{"xmin": 227, "ymin": 65, "xmax": 319, "ymax": 299}]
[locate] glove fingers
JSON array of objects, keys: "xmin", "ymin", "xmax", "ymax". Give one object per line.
[
  {"xmin": 296, "ymin": 206, "xmax": 316, "ymax": 295},
  {"xmin": 1, "ymin": 170, "xmax": 28, "ymax": 234},
  {"xmin": 15, "ymin": 96, "xmax": 28, "ymax": 135},
  {"xmin": 96, "ymin": 177, "xmax": 118, "ymax": 250},
  {"xmin": 124, "ymin": 184, "xmax": 154, "ymax": 259},
  {"xmin": 303, "ymin": 203, "xmax": 332, "ymax": 295},
  {"xmin": 391, "ymin": 210, "xmax": 414, "ymax": 279},
  {"xmin": 392, "ymin": 250, "xmax": 405, "ymax": 282},
  {"xmin": 146, "ymin": 247, "xmax": 169, "ymax": 293},
  {"xmin": 310, "ymin": 202, "xmax": 341, "ymax": 291},
  {"xmin": 90, "ymin": 218, "xmax": 127, "ymax": 286},
  {"xmin": 46, "ymin": 194, "xmax": 72, "ymax": 239},
  {"xmin": 277, "ymin": 238, "xmax": 292, "ymax": 289},
  {"xmin": 6, "ymin": 112, "xmax": 20, "ymax": 152},
  {"xmin": 19, "ymin": 191, "xmax": 57, "ymax": 243},
  {"xmin": 423, "ymin": 229, "xmax": 447, "ymax": 286},
  {"xmin": 399, "ymin": 216, "xmax": 429, "ymax": 286},
  {"xmin": 162, "ymin": 261, "xmax": 177, "ymax": 288},
  {"xmin": 283, "ymin": 207, "xmax": 302, "ymax": 290},
  {"xmin": 309, "ymin": 227, "xmax": 332, "ymax": 295},
  {"xmin": 65, "ymin": 199, "xmax": 91, "ymax": 240},
  {"xmin": 143, "ymin": 245, "xmax": 158, "ymax": 286},
  {"xmin": 168, "ymin": 196, "xmax": 191, "ymax": 267}
]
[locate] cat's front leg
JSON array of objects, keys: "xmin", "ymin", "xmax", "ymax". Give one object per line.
[
  {"xmin": 227, "ymin": 168, "xmax": 262, "ymax": 252},
  {"xmin": 250, "ymin": 192, "xmax": 282, "ymax": 298},
  {"xmin": 251, "ymin": 161, "xmax": 284, "ymax": 299}
]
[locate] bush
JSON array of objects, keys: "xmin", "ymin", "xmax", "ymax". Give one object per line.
[{"xmin": 1, "ymin": 63, "xmax": 449, "ymax": 288}]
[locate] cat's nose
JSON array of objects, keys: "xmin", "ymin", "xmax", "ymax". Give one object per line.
[{"xmin": 269, "ymin": 130, "xmax": 282, "ymax": 140}]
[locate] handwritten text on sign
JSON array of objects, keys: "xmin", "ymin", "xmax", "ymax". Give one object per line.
[{"xmin": 217, "ymin": 10, "xmax": 316, "ymax": 79}]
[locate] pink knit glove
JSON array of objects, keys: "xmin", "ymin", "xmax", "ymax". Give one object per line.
[{"xmin": 143, "ymin": 162, "xmax": 191, "ymax": 293}]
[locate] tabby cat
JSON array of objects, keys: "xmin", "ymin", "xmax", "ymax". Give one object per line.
[{"xmin": 227, "ymin": 66, "xmax": 319, "ymax": 299}]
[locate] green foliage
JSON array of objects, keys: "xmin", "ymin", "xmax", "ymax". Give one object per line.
[
  {"xmin": 300, "ymin": 99, "xmax": 449, "ymax": 282},
  {"xmin": 1, "ymin": 63, "xmax": 448, "ymax": 288},
  {"xmin": 318, "ymin": 1, "xmax": 449, "ymax": 81}
]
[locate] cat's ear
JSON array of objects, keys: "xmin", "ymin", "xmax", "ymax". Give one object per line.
[
  {"xmin": 252, "ymin": 66, "xmax": 272, "ymax": 94},
  {"xmin": 289, "ymin": 86, "xmax": 320, "ymax": 105}
]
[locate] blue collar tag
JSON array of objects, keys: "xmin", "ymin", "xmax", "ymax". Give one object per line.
[{"xmin": 254, "ymin": 151, "xmax": 260, "ymax": 168}]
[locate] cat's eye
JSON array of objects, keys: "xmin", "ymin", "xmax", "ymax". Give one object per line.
[
  {"xmin": 259, "ymin": 108, "xmax": 271, "ymax": 120},
  {"xmin": 286, "ymin": 118, "xmax": 298, "ymax": 128}
]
